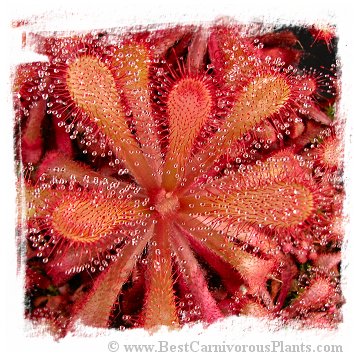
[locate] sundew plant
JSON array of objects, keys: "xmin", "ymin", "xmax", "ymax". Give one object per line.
[{"xmin": 13, "ymin": 19, "xmax": 344, "ymax": 338}]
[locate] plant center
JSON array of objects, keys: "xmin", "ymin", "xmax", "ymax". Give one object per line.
[{"xmin": 153, "ymin": 189, "xmax": 180, "ymax": 218}]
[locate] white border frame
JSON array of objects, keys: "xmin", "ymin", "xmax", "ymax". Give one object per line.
[{"xmin": 2, "ymin": 1, "xmax": 354, "ymax": 355}]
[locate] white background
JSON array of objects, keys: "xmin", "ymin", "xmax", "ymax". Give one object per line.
[{"xmin": 1, "ymin": 0, "xmax": 354, "ymax": 355}]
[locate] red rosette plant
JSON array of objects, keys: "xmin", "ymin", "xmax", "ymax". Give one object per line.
[{"xmin": 14, "ymin": 20, "xmax": 343, "ymax": 338}]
